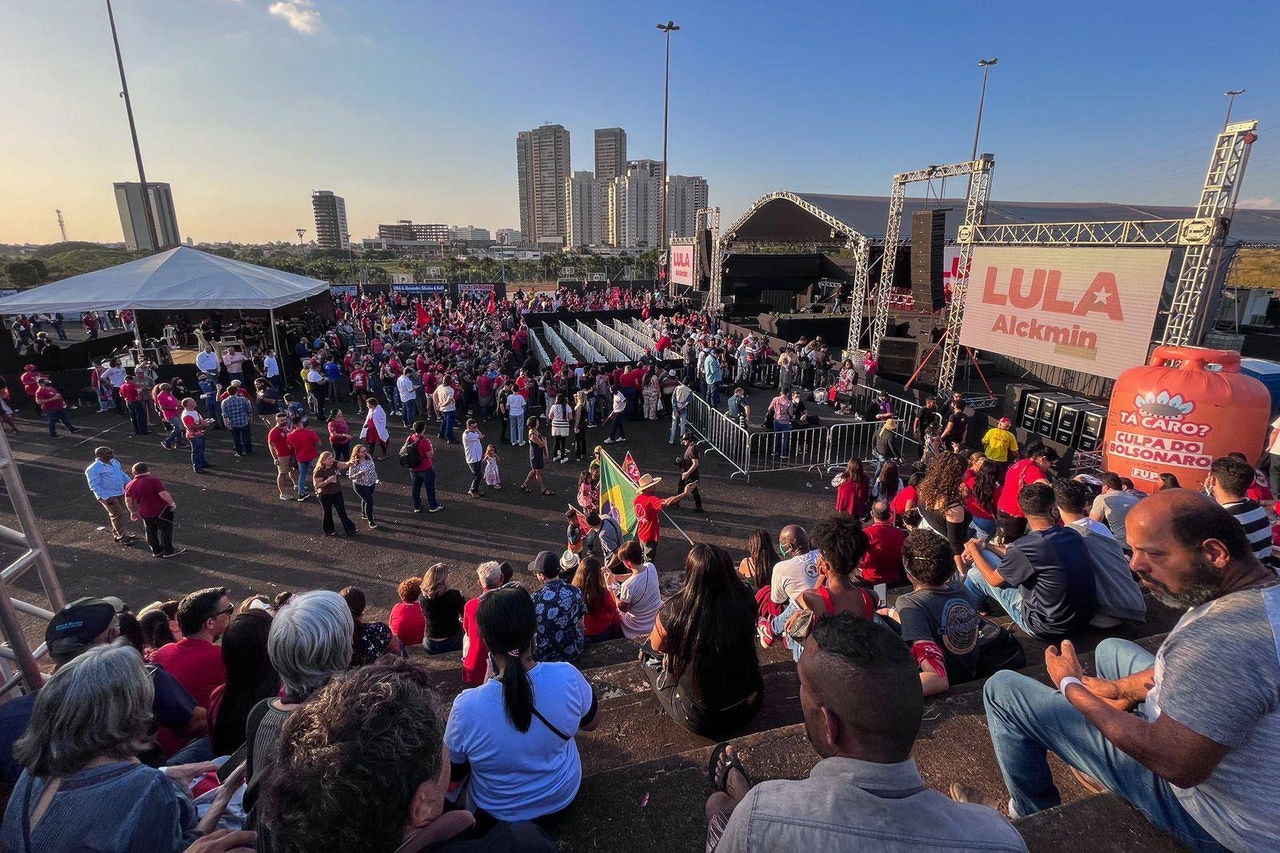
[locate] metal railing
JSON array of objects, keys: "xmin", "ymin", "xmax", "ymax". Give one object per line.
[
  {"xmin": 573, "ymin": 321, "xmax": 628, "ymax": 362},
  {"xmin": 746, "ymin": 423, "xmax": 831, "ymax": 474},
  {"xmin": 684, "ymin": 393, "xmax": 749, "ymax": 479},
  {"xmin": 827, "ymin": 420, "xmax": 883, "ymax": 471},
  {"xmin": 855, "ymin": 382, "xmax": 921, "ymax": 454},
  {"xmin": 557, "ymin": 322, "xmax": 604, "ymax": 363}
]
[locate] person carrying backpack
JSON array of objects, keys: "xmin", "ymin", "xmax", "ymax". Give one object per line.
[{"xmin": 400, "ymin": 421, "xmax": 442, "ymax": 513}]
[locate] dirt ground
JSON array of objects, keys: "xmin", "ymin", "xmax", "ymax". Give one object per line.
[{"xmin": 3, "ymin": 393, "xmax": 834, "ymax": 645}]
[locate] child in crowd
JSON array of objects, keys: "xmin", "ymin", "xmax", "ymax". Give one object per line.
[
  {"xmin": 577, "ymin": 469, "xmax": 598, "ymax": 512},
  {"xmin": 482, "ymin": 444, "xmax": 501, "ymax": 490},
  {"xmin": 565, "ymin": 508, "xmax": 585, "ymax": 554}
]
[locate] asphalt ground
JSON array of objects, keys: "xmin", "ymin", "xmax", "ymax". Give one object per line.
[{"xmin": 2, "ymin": 396, "xmax": 832, "ymax": 646}]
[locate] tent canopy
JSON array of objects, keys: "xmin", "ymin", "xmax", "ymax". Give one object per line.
[{"xmin": 0, "ymin": 247, "xmax": 329, "ymax": 314}]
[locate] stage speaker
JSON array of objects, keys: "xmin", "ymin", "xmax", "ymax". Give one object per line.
[
  {"xmin": 1078, "ymin": 406, "xmax": 1108, "ymax": 452},
  {"xmin": 910, "ymin": 209, "xmax": 946, "ymax": 312},
  {"xmin": 878, "ymin": 336, "xmax": 938, "ymax": 382},
  {"xmin": 1037, "ymin": 392, "xmax": 1088, "ymax": 437},
  {"xmin": 1006, "ymin": 383, "xmax": 1042, "ymax": 423}
]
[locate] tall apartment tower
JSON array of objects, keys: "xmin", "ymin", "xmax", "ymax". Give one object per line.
[
  {"xmin": 566, "ymin": 171, "xmax": 608, "ymax": 248},
  {"xmin": 665, "ymin": 175, "xmax": 710, "ymax": 240},
  {"xmin": 594, "ymin": 128, "xmax": 627, "ymax": 181},
  {"xmin": 606, "ymin": 160, "xmax": 664, "ymax": 248},
  {"xmin": 516, "ymin": 124, "xmax": 571, "ymax": 246},
  {"xmin": 312, "ymin": 190, "xmax": 350, "ymax": 249},
  {"xmin": 113, "ymin": 181, "xmax": 181, "ymax": 252}
]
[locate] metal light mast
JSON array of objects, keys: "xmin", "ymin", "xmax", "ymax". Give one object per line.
[
  {"xmin": 55, "ymin": 210, "xmax": 67, "ymax": 242},
  {"xmin": 657, "ymin": 20, "xmax": 680, "ymax": 255},
  {"xmin": 106, "ymin": 0, "xmax": 159, "ymax": 254}
]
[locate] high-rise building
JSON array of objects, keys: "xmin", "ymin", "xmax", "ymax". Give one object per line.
[
  {"xmin": 566, "ymin": 171, "xmax": 608, "ymax": 248},
  {"xmin": 377, "ymin": 221, "xmax": 449, "ymax": 244},
  {"xmin": 113, "ymin": 181, "xmax": 181, "ymax": 252},
  {"xmin": 606, "ymin": 160, "xmax": 664, "ymax": 248},
  {"xmin": 495, "ymin": 228, "xmax": 522, "ymax": 245},
  {"xmin": 665, "ymin": 175, "xmax": 710, "ymax": 240},
  {"xmin": 594, "ymin": 128, "xmax": 627, "ymax": 181},
  {"xmin": 516, "ymin": 124, "xmax": 571, "ymax": 246},
  {"xmin": 312, "ymin": 190, "xmax": 350, "ymax": 249}
]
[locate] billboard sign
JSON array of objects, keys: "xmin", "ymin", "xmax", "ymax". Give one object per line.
[
  {"xmin": 391, "ymin": 283, "xmax": 447, "ymax": 295},
  {"xmin": 958, "ymin": 247, "xmax": 1171, "ymax": 379},
  {"xmin": 329, "ymin": 285, "xmax": 358, "ymax": 296},
  {"xmin": 670, "ymin": 244, "xmax": 695, "ymax": 287}
]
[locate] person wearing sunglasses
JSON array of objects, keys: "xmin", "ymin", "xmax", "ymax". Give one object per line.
[{"xmin": 152, "ymin": 587, "xmax": 234, "ymax": 718}]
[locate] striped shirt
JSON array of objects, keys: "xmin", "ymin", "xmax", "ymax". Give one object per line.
[{"xmin": 1222, "ymin": 498, "xmax": 1273, "ymax": 565}]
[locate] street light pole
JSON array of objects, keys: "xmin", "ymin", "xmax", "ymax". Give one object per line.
[
  {"xmin": 970, "ymin": 58, "xmax": 998, "ymax": 162},
  {"xmin": 1223, "ymin": 89, "xmax": 1245, "ymax": 128},
  {"xmin": 657, "ymin": 20, "xmax": 680, "ymax": 256},
  {"xmin": 106, "ymin": 0, "xmax": 160, "ymax": 254}
]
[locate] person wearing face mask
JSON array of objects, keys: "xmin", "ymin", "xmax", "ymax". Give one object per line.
[{"xmin": 769, "ymin": 525, "xmax": 821, "ymax": 609}]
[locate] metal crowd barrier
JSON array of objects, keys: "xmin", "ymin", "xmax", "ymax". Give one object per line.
[
  {"xmin": 855, "ymin": 381, "xmax": 922, "ymax": 454},
  {"xmin": 684, "ymin": 393, "xmax": 750, "ymax": 479},
  {"xmin": 827, "ymin": 420, "xmax": 883, "ymax": 471},
  {"xmin": 573, "ymin": 321, "xmax": 627, "ymax": 362},
  {"xmin": 557, "ymin": 321, "xmax": 604, "ymax": 363},
  {"xmin": 746, "ymin": 423, "xmax": 831, "ymax": 474}
]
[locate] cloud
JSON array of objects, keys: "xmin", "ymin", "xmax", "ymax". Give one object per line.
[
  {"xmin": 1237, "ymin": 197, "xmax": 1277, "ymax": 210},
  {"xmin": 268, "ymin": 0, "xmax": 321, "ymax": 34}
]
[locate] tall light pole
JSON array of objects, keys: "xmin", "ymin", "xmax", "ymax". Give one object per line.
[
  {"xmin": 657, "ymin": 20, "xmax": 680, "ymax": 255},
  {"xmin": 1223, "ymin": 89, "xmax": 1245, "ymax": 128},
  {"xmin": 970, "ymin": 58, "xmax": 998, "ymax": 162},
  {"xmin": 106, "ymin": 0, "xmax": 159, "ymax": 254}
]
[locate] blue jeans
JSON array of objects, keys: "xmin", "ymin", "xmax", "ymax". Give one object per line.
[
  {"xmin": 971, "ymin": 516, "xmax": 997, "ymax": 537},
  {"xmin": 296, "ymin": 458, "xmax": 315, "ymax": 496},
  {"xmin": 669, "ymin": 409, "xmax": 688, "ymax": 443},
  {"xmin": 964, "ymin": 565, "xmax": 1034, "ymax": 636},
  {"xmin": 439, "ymin": 410, "xmax": 456, "ymax": 442},
  {"xmin": 401, "ymin": 397, "xmax": 418, "ymax": 427},
  {"xmin": 189, "ymin": 435, "xmax": 208, "ymax": 471},
  {"xmin": 509, "ymin": 412, "xmax": 525, "ymax": 445},
  {"xmin": 353, "ymin": 482, "xmax": 376, "ymax": 521},
  {"xmin": 872, "ymin": 450, "xmax": 887, "ymax": 482},
  {"xmin": 773, "ymin": 422, "xmax": 791, "ymax": 456},
  {"xmin": 587, "ymin": 397, "xmax": 597, "ymax": 425},
  {"xmin": 608, "ymin": 413, "xmax": 626, "ymax": 441},
  {"xmin": 411, "ymin": 469, "xmax": 440, "ymax": 510},
  {"xmin": 231, "ymin": 424, "xmax": 252, "ymax": 454},
  {"xmin": 983, "ymin": 639, "xmax": 1226, "ymax": 851},
  {"xmin": 44, "ymin": 409, "xmax": 75, "ymax": 437},
  {"xmin": 163, "ymin": 416, "xmax": 183, "ymax": 448}
]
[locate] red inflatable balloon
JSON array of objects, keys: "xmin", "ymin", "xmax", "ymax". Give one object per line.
[{"xmin": 1103, "ymin": 346, "xmax": 1271, "ymax": 491}]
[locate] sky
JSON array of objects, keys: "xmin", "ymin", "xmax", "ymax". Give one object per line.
[{"xmin": 2, "ymin": 0, "xmax": 1279, "ymax": 246}]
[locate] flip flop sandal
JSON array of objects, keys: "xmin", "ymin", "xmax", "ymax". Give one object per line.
[{"xmin": 706, "ymin": 742, "xmax": 751, "ymax": 794}]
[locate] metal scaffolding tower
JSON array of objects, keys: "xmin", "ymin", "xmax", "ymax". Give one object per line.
[
  {"xmin": 1160, "ymin": 119, "xmax": 1259, "ymax": 346},
  {"xmin": 0, "ymin": 429, "xmax": 65, "ymax": 699}
]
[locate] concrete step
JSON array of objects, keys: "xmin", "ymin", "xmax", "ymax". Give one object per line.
[{"xmin": 1013, "ymin": 793, "xmax": 1188, "ymax": 852}]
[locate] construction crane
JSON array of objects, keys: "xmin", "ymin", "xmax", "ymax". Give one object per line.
[
  {"xmin": 295, "ymin": 228, "xmax": 306, "ymax": 246},
  {"xmin": 55, "ymin": 209, "xmax": 67, "ymax": 242}
]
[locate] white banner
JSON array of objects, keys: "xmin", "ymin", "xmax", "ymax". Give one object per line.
[
  {"xmin": 670, "ymin": 244, "xmax": 694, "ymax": 287},
  {"xmin": 958, "ymin": 246, "xmax": 1171, "ymax": 379}
]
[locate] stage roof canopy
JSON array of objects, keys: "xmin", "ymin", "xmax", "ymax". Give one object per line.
[
  {"xmin": 0, "ymin": 247, "xmax": 330, "ymax": 314},
  {"xmin": 726, "ymin": 192, "xmax": 1280, "ymax": 244}
]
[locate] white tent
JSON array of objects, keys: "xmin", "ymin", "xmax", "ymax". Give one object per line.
[{"xmin": 0, "ymin": 246, "xmax": 328, "ymax": 313}]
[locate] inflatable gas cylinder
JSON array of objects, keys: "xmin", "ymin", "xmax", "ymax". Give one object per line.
[{"xmin": 1103, "ymin": 346, "xmax": 1271, "ymax": 491}]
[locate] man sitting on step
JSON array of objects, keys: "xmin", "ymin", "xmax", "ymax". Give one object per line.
[
  {"xmin": 704, "ymin": 614, "xmax": 1027, "ymax": 852},
  {"xmin": 955, "ymin": 489, "xmax": 1280, "ymax": 852}
]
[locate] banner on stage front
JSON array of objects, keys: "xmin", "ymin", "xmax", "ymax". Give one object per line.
[
  {"xmin": 957, "ymin": 246, "xmax": 1171, "ymax": 380},
  {"xmin": 670, "ymin": 244, "xmax": 694, "ymax": 287}
]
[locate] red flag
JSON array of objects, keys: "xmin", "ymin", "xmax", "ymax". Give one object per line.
[
  {"xmin": 621, "ymin": 452, "xmax": 642, "ymax": 484},
  {"xmin": 486, "ymin": 290, "xmax": 496, "ymax": 314},
  {"xmin": 415, "ymin": 303, "xmax": 431, "ymax": 333}
]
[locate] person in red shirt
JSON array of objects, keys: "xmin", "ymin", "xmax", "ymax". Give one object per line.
[
  {"xmin": 461, "ymin": 562, "xmax": 503, "ymax": 685},
  {"xmin": 388, "ymin": 576, "xmax": 427, "ymax": 648},
  {"xmin": 180, "ymin": 397, "xmax": 214, "ymax": 473},
  {"xmin": 833, "ymin": 458, "xmax": 871, "ymax": 518},
  {"xmin": 20, "ymin": 364, "xmax": 42, "ymax": 401},
  {"xmin": 997, "ymin": 444, "xmax": 1058, "ymax": 520},
  {"xmin": 124, "ymin": 462, "xmax": 182, "ymax": 558},
  {"xmin": 155, "ymin": 383, "xmax": 184, "ymax": 450},
  {"xmin": 286, "ymin": 417, "xmax": 322, "ymax": 500},
  {"xmin": 266, "ymin": 411, "xmax": 298, "ymax": 501},
  {"xmin": 34, "ymin": 377, "xmax": 78, "ymax": 438},
  {"xmin": 405, "ymin": 421, "xmax": 441, "ymax": 512},
  {"xmin": 860, "ymin": 501, "xmax": 906, "ymax": 588},
  {"xmin": 119, "ymin": 375, "xmax": 148, "ymax": 435},
  {"xmin": 632, "ymin": 473, "xmax": 693, "ymax": 563},
  {"xmin": 152, "ymin": 586, "xmax": 232, "ymax": 711}
]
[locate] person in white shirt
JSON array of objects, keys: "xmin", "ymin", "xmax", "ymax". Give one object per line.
[
  {"xmin": 770, "ymin": 524, "xmax": 820, "ymax": 607},
  {"xmin": 609, "ymin": 540, "xmax": 662, "ymax": 640},
  {"xmin": 463, "ymin": 418, "xmax": 485, "ymax": 498},
  {"xmin": 506, "ymin": 389, "xmax": 527, "ymax": 446},
  {"xmin": 195, "ymin": 345, "xmax": 220, "ymax": 376},
  {"xmin": 263, "ymin": 349, "xmax": 282, "ymax": 395},
  {"xmin": 396, "ymin": 368, "xmax": 418, "ymax": 427},
  {"xmin": 604, "ymin": 387, "xmax": 627, "ymax": 444},
  {"xmin": 306, "ymin": 362, "xmax": 329, "ymax": 420},
  {"xmin": 434, "ymin": 375, "xmax": 457, "ymax": 443}
]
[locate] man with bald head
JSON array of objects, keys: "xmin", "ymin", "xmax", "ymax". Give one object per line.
[
  {"xmin": 770, "ymin": 524, "xmax": 819, "ymax": 607},
  {"xmin": 960, "ymin": 489, "xmax": 1280, "ymax": 851},
  {"xmin": 705, "ymin": 615, "xmax": 1025, "ymax": 851}
]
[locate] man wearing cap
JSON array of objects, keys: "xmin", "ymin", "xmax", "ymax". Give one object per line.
[
  {"xmin": 726, "ymin": 386, "xmax": 751, "ymax": 427},
  {"xmin": 19, "ymin": 364, "xmax": 42, "ymax": 402},
  {"xmin": 632, "ymin": 473, "xmax": 693, "ymax": 563},
  {"xmin": 125, "ymin": 462, "xmax": 182, "ymax": 558},
  {"xmin": 34, "ymin": 377, "xmax": 78, "ymax": 439},
  {"xmin": 220, "ymin": 381, "xmax": 254, "ymax": 457},
  {"xmin": 982, "ymin": 417, "xmax": 1019, "ymax": 474},
  {"xmin": 529, "ymin": 550, "xmax": 587, "ymax": 663},
  {"xmin": 85, "ymin": 447, "xmax": 136, "ymax": 546}
]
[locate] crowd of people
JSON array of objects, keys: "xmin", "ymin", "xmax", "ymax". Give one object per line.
[{"xmin": 5, "ymin": 282, "xmax": 1280, "ymax": 852}]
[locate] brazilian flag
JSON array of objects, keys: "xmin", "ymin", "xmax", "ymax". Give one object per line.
[{"xmin": 598, "ymin": 450, "xmax": 639, "ymax": 536}]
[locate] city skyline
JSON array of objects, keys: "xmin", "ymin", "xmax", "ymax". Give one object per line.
[{"xmin": 2, "ymin": 1, "xmax": 1278, "ymax": 246}]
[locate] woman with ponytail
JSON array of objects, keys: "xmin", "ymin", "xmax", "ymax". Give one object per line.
[{"xmin": 444, "ymin": 587, "xmax": 600, "ymax": 831}]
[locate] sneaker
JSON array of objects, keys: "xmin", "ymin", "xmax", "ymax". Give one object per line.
[
  {"xmin": 367, "ymin": 521, "xmax": 379, "ymax": 529},
  {"xmin": 756, "ymin": 621, "xmax": 776, "ymax": 649},
  {"xmin": 603, "ymin": 438, "xmax": 614, "ymax": 444},
  {"xmin": 948, "ymin": 784, "xmax": 1004, "ymax": 811},
  {"xmin": 279, "ymin": 494, "xmax": 292, "ymax": 501},
  {"xmin": 428, "ymin": 505, "xmax": 444, "ymax": 513},
  {"xmin": 412, "ymin": 507, "xmax": 423, "ymax": 513},
  {"xmin": 159, "ymin": 548, "xmax": 185, "ymax": 559},
  {"xmin": 297, "ymin": 492, "xmax": 312, "ymax": 502}
]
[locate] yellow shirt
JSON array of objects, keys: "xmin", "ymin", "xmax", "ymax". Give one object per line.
[{"xmin": 982, "ymin": 427, "xmax": 1018, "ymax": 462}]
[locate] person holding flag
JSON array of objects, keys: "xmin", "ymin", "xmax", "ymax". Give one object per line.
[{"xmin": 632, "ymin": 473, "xmax": 693, "ymax": 563}]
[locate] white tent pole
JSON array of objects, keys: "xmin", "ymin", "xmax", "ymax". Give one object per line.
[
  {"xmin": 132, "ymin": 310, "xmax": 144, "ymax": 361},
  {"xmin": 269, "ymin": 308, "xmax": 283, "ymax": 389}
]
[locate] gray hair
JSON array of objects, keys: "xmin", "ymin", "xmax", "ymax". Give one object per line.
[
  {"xmin": 14, "ymin": 642, "xmax": 153, "ymax": 777},
  {"xmin": 268, "ymin": 590, "xmax": 354, "ymax": 699},
  {"xmin": 477, "ymin": 561, "xmax": 503, "ymax": 591}
]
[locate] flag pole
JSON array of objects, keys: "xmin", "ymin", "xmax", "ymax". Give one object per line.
[{"xmin": 661, "ymin": 509, "xmax": 695, "ymax": 545}]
